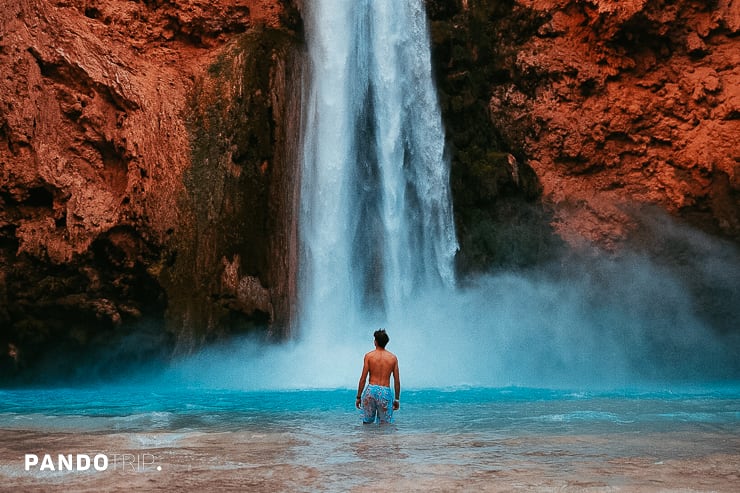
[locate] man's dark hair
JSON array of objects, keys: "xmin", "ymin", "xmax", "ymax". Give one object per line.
[{"xmin": 374, "ymin": 329, "xmax": 389, "ymax": 348}]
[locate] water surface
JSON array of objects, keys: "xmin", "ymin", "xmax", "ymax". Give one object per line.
[{"xmin": 2, "ymin": 385, "xmax": 738, "ymax": 491}]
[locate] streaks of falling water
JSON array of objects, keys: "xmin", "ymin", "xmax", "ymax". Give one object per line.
[{"xmin": 299, "ymin": 0, "xmax": 457, "ymax": 336}]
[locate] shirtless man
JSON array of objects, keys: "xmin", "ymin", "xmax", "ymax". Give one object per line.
[{"xmin": 356, "ymin": 329, "xmax": 400, "ymax": 424}]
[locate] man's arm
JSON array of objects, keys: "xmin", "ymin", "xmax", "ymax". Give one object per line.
[
  {"xmin": 356, "ymin": 354, "xmax": 369, "ymax": 409},
  {"xmin": 392, "ymin": 357, "xmax": 400, "ymax": 410}
]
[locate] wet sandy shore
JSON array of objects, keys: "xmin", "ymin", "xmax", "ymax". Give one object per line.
[{"xmin": 1, "ymin": 428, "xmax": 738, "ymax": 492}]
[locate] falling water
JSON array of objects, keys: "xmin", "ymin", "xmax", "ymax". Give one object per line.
[{"xmin": 299, "ymin": 0, "xmax": 458, "ymax": 335}]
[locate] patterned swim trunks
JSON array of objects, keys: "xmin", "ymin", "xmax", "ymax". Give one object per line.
[{"xmin": 361, "ymin": 384, "xmax": 394, "ymax": 424}]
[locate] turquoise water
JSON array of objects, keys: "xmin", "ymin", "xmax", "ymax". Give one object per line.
[
  {"xmin": 2, "ymin": 386, "xmax": 738, "ymax": 437},
  {"xmin": 2, "ymin": 385, "xmax": 738, "ymax": 491}
]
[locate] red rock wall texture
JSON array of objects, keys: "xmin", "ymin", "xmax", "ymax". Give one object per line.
[
  {"xmin": 487, "ymin": 0, "xmax": 739, "ymax": 249},
  {"xmin": 0, "ymin": 0, "xmax": 284, "ymax": 263},
  {"xmin": 0, "ymin": 0, "xmax": 293, "ymax": 375}
]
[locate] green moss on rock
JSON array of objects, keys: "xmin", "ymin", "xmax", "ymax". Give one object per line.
[{"xmin": 163, "ymin": 25, "xmax": 299, "ymax": 345}]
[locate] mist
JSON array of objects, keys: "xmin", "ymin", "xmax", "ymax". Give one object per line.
[{"xmin": 161, "ymin": 216, "xmax": 740, "ymax": 391}]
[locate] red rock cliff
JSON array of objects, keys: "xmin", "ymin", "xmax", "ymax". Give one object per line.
[
  {"xmin": 488, "ymin": 0, "xmax": 738, "ymax": 248},
  {"xmin": 0, "ymin": 0, "xmax": 298, "ymax": 378}
]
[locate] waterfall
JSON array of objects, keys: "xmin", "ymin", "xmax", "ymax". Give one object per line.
[
  {"xmin": 299, "ymin": 0, "xmax": 458, "ymax": 336},
  {"xmin": 162, "ymin": 2, "xmax": 739, "ymax": 392}
]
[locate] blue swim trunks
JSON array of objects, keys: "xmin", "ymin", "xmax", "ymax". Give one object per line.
[{"xmin": 361, "ymin": 384, "xmax": 394, "ymax": 424}]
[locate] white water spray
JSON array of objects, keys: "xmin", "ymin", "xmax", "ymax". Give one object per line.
[{"xmin": 299, "ymin": 0, "xmax": 458, "ymax": 335}]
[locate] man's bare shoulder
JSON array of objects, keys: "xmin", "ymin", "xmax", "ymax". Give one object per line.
[
  {"xmin": 368, "ymin": 348, "xmax": 396, "ymax": 355},
  {"xmin": 366, "ymin": 349, "xmax": 397, "ymax": 362},
  {"xmin": 379, "ymin": 350, "xmax": 397, "ymax": 362}
]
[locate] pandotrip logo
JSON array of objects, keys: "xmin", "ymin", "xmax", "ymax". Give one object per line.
[{"xmin": 24, "ymin": 453, "xmax": 162, "ymax": 473}]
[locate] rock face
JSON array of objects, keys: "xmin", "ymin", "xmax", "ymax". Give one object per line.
[
  {"xmin": 431, "ymin": 0, "xmax": 739, "ymax": 253},
  {"xmin": 0, "ymin": 0, "xmax": 738, "ymax": 379},
  {"xmin": 0, "ymin": 0, "xmax": 299, "ymax": 379},
  {"xmin": 163, "ymin": 25, "xmax": 302, "ymax": 349}
]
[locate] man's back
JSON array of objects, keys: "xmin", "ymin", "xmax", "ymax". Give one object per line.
[{"xmin": 365, "ymin": 349, "xmax": 397, "ymax": 387}]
